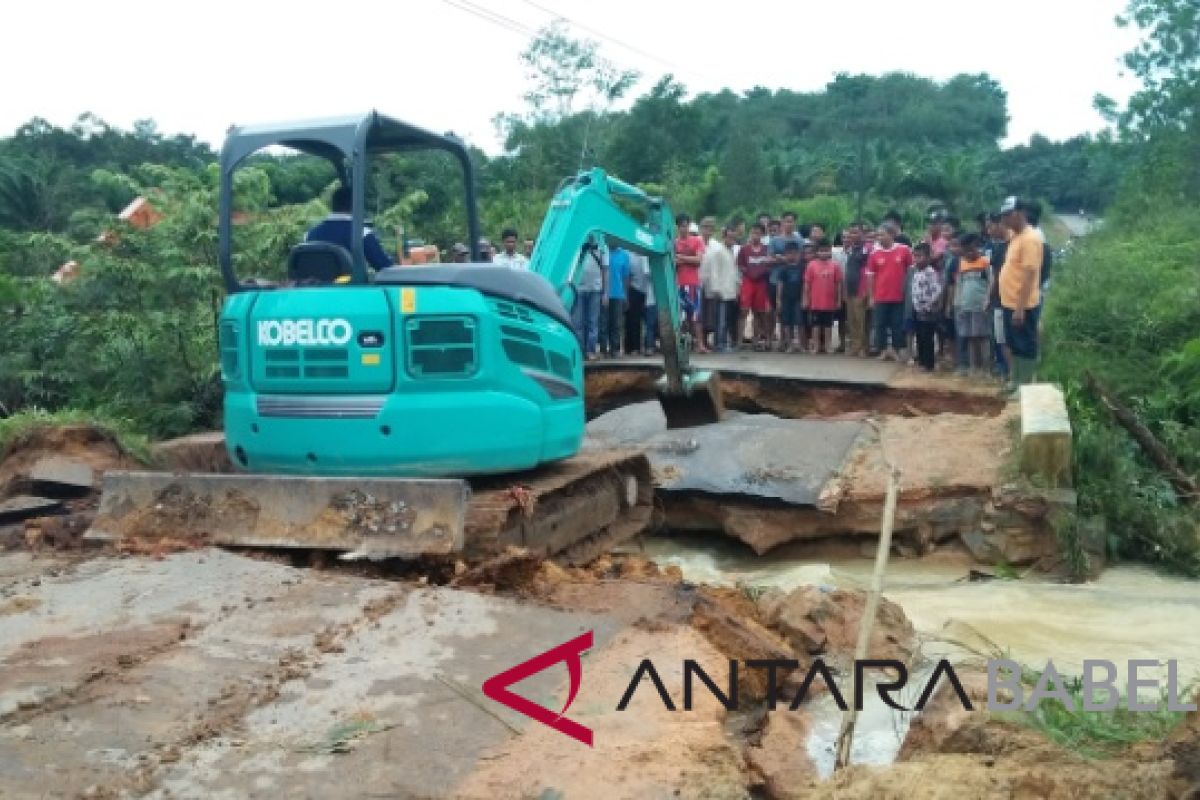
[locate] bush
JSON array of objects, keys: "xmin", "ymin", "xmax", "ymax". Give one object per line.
[
  {"xmin": 1041, "ymin": 206, "xmax": 1200, "ymax": 575},
  {"xmin": 0, "ymin": 408, "xmax": 153, "ymax": 464}
]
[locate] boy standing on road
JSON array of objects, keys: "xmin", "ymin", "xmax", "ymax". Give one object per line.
[
  {"xmin": 604, "ymin": 246, "xmax": 631, "ymax": 358},
  {"xmin": 769, "ymin": 212, "xmax": 805, "ymax": 351},
  {"xmin": 674, "ymin": 214, "xmax": 708, "ymax": 354},
  {"xmin": 776, "ymin": 241, "xmax": 806, "ymax": 352},
  {"xmin": 625, "ymin": 250, "xmax": 650, "ymax": 356},
  {"xmin": 842, "ymin": 224, "xmax": 871, "ymax": 357},
  {"xmin": 910, "ymin": 242, "xmax": 944, "ymax": 373},
  {"xmin": 803, "ymin": 240, "xmax": 845, "ymax": 355},
  {"xmin": 987, "ymin": 214, "xmax": 1010, "ymax": 380},
  {"xmin": 572, "ymin": 242, "xmax": 607, "ymax": 360},
  {"xmin": 867, "ymin": 223, "xmax": 913, "ymax": 361},
  {"xmin": 952, "ymin": 233, "xmax": 994, "ymax": 377},
  {"xmin": 737, "ymin": 222, "xmax": 773, "ymax": 351}
]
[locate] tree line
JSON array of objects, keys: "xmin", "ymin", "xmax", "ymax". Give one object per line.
[{"xmin": 0, "ymin": 1, "xmax": 1194, "ymax": 576}]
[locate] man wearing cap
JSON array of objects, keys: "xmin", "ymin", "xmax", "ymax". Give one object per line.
[
  {"xmin": 674, "ymin": 214, "xmax": 708, "ymax": 353},
  {"xmin": 998, "ymin": 196, "xmax": 1043, "ymax": 392},
  {"xmin": 451, "ymin": 242, "xmax": 470, "ymax": 263},
  {"xmin": 477, "ymin": 238, "xmax": 494, "ymax": 263}
]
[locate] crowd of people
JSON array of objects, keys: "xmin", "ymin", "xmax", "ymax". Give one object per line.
[
  {"xmin": 569, "ymin": 197, "xmax": 1051, "ymax": 395},
  {"xmin": 437, "ymin": 194, "xmax": 1051, "ymax": 397}
]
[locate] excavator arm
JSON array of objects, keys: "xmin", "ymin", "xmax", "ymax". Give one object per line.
[{"xmin": 530, "ymin": 168, "xmax": 723, "ymax": 428}]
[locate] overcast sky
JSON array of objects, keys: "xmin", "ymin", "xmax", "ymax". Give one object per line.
[{"xmin": 4, "ymin": 0, "xmax": 1142, "ymax": 155}]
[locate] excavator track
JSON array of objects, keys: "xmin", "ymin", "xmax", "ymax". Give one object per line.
[
  {"xmin": 461, "ymin": 447, "xmax": 652, "ymax": 566},
  {"xmin": 87, "ymin": 440, "xmax": 652, "ymax": 566}
]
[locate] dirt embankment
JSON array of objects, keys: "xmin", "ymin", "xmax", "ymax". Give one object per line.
[
  {"xmin": 0, "ymin": 424, "xmax": 135, "ymax": 492},
  {"xmin": 585, "ymin": 367, "xmax": 1008, "ymax": 421},
  {"xmin": 470, "ymin": 554, "xmax": 1200, "ymax": 799},
  {"xmin": 0, "ymin": 425, "xmax": 140, "ymax": 552},
  {"xmin": 809, "ymin": 675, "xmax": 1200, "ymax": 800}
]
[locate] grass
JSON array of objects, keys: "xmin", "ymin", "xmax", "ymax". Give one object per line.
[
  {"xmin": 930, "ymin": 627, "xmax": 1191, "ymax": 759},
  {"xmin": 0, "ymin": 407, "xmax": 154, "ymax": 464},
  {"xmin": 1009, "ymin": 666, "xmax": 1191, "ymax": 758}
]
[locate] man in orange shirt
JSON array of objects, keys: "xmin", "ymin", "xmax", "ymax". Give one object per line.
[{"xmin": 998, "ymin": 196, "xmax": 1043, "ymax": 393}]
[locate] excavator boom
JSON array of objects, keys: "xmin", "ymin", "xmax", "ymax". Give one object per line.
[{"xmin": 530, "ymin": 169, "xmax": 723, "ymax": 428}]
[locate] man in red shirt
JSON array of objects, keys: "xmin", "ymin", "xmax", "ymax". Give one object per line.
[
  {"xmin": 736, "ymin": 222, "xmax": 773, "ymax": 350},
  {"xmin": 674, "ymin": 213, "xmax": 707, "ymax": 353},
  {"xmin": 866, "ymin": 222, "xmax": 913, "ymax": 361}
]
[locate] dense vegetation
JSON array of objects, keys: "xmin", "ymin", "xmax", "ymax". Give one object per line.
[
  {"xmin": 1041, "ymin": 0, "xmax": 1200, "ymax": 576},
  {"xmin": 0, "ymin": 3, "xmax": 1194, "ymax": 574}
]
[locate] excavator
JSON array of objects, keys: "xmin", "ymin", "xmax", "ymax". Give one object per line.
[{"xmin": 90, "ymin": 111, "xmax": 722, "ymax": 564}]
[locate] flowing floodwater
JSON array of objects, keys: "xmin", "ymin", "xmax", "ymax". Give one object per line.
[{"xmin": 640, "ymin": 533, "xmax": 1200, "ymax": 775}]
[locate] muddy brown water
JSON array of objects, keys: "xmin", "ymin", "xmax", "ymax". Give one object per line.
[
  {"xmin": 642, "ymin": 534, "xmax": 1200, "ymax": 676},
  {"xmin": 640, "ymin": 532, "xmax": 1200, "ymax": 775}
]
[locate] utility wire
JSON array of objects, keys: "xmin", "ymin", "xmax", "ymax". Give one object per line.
[
  {"xmin": 519, "ymin": 0, "xmax": 718, "ymax": 84},
  {"xmin": 457, "ymin": 0, "xmax": 536, "ymax": 34},
  {"xmin": 442, "ymin": 0, "xmax": 535, "ymax": 37}
]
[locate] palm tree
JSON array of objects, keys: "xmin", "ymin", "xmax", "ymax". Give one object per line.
[{"xmin": 0, "ymin": 158, "xmax": 54, "ymax": 230}]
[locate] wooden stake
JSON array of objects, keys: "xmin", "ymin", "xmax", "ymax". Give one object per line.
[{"xmin": 834, "ymin": 423, "xmax": 901, "ymax": 771}]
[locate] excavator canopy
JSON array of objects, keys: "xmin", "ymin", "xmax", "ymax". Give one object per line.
[{"xmin": 217, "ymin": 111, "xmax": 482, "ymax": 290}]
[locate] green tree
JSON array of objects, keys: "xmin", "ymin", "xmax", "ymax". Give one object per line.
[
  {"xmin": 718, "ymin": 124, "xmax": 770, "ymax": 211},
  {"xmin": 1097, "ymin": 0, "xmax": 1200, "ymax": 208},
  {"xmin": 608, "ymin": 77, "xmax": 701, "ymax": 184}
]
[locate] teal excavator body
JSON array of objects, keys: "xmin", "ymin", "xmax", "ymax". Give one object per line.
[
  {"xmin": 221, "ymin": 279, "xmax": 585, "ymax": 477},
  {"xmin": 214, "ymin": 112, "xmax": 719, "ymax": 478}
]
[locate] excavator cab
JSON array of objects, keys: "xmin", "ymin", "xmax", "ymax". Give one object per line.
[{"xmin": 217, "ymin": 111, "xmax": 483, "ymax": 289}]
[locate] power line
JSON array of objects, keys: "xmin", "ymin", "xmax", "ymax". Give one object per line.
[
  {"xmin": 457, "ymin": 0, "xmax": 536, "ymax": 34},
  {"xmin": 519, "ymin": 0, "xmax": 718, "ymax": 85},
  {"xmin": 442, "ymin": 0, "xmax": 535, "ymax": 37}
]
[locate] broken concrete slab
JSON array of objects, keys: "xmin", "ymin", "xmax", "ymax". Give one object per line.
[
  {"xmin": 27, "ymin": 455, "xmax": 95, "ymax": 496},
  {"xmin": 0, "ymin": 495, "xmax": 63, "ymax": 525},
  {"xmin": 960, "ymin": 485, "xmax": 1076, "ymax": 567},
  {"xmin": 586, "ymin": 402, "xmax": 865, "ymax": 507},
  {"xmin": 88, "ymin": 471, "xmax": 470, "ymax": 558},
  {"xmin": 962, "ymin": 524, "xmax": 1058, "ymax": 567},
  {"xmin": 151, "ymin": 431, "xmax": 232, "ymax": 472},
  {"xmin": 1020, "ymin": 383, "xmax": 1073, "ymax": 488}
]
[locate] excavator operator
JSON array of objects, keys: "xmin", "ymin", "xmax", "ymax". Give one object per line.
[{"xmin": 305, "ymin": 184, "xmax": 394, "ymax": 271}]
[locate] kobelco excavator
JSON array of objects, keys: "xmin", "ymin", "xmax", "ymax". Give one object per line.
[{"xmin": 91, "ymin": 111, "xmax": 722, "ymax": 563}]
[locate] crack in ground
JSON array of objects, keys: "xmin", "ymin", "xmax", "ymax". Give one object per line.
[
  {"xmin": 0, "ymin": 618, "xmax": 195, "ymax": 727},
  {"xmin": 94, "ymin": 589, "xmax": 410, "ymax": 797}
]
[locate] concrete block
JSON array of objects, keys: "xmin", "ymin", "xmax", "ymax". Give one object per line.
[
  {"xmin": 151, "ymin": 431, "xmax": 232, "ymax": 473},
  {"xmin": 29, "ymin": 456, "xmax": 95, "ymax": 495},
  {"xmin": 0, "ymin": 496, "xmax": 63, "ymax": 525},
  {"xmin": 961, "ymin": 525, "xmax": 1057, "ymax": 566},
  {"xmin": 1019, "ymin": 383, "xmax": 1073, "ymax": 488}
]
